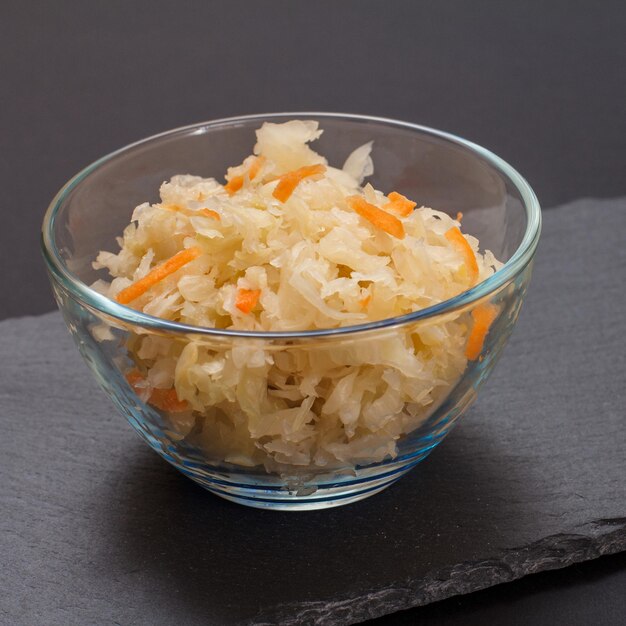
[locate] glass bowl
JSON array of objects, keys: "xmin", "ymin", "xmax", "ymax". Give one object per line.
[{"xmin": 41, "ymin": 113, "xmax": 541, "ymax": 511}]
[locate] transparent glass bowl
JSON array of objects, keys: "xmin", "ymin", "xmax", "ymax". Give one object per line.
[{"xmin": 42, "ymin": 113, "xmax": 541, "ymax": 510}]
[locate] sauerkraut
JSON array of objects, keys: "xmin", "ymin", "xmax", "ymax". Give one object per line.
[{"xmin": 92, "ymin": 120, "xmax": 503, "ymax": 470}]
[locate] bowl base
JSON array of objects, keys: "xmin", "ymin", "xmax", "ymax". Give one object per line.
[
  {"xmin": 204, "ymin": 482, "xmax": 397, "ymax": 511},
  {"xmin": 176, "ymin": 459, "xmax": 423, "ymax": 511}
]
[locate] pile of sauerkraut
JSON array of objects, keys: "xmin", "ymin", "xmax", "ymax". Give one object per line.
[{"xmin": 92, "ymin": 120, "xmax": 502, "ymax": 470}]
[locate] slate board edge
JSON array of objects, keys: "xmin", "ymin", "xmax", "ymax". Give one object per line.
[{"xmin": 254, "ymin": 522, "xmax": 626, "ymax": 626}]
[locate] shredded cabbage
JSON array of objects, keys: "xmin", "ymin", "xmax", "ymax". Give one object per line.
[{"xmin": 93, "ymin": 121, "xmax": 502, "ymax": 470}]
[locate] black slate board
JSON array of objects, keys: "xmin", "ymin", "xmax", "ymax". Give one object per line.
[{"xmin": 1, "ymin": 198, "xmax": 625, "ymax": 626}]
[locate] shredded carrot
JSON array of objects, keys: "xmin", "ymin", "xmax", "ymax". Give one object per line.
[
  {"xmin": 383, "ymin": 191, "xmax": 417, "ymax": 217},
  {"xmin": 235, "ymin": 288, "xmax": 261, "ymax": 314},
  {"xmin": 272, "ymin": 164, "xmax": 326, "ymax": 203},
  {"xmin": 200, "ymin": 208, "xmax": 220, "ymax": 221},
  {"xmin": 248, "ymin": 155, "xmax": 265, "ymax": 179},
  {"xmin": 161, "ymin": 203, "xmax": 184, "ymax": 213},
  {"xmin": 465, "ymin": 303, "xmax": 499, "ymax": 360},
  {"xmin": 162, "ymin": 204, "xmax": 220, "ymax": 221},
  {"xmin": 359, "ymin": 294, "xmax": 372, "ymax": 309},
  {"xmin": 148, "ymin": 388, "xmax": 189, "ymax": 412},
  {"xmin": 444, "ymin": 227, "xmax": 478, "ymax": 284},
  {"xmin": 196, "ymin": 192, "xmax": 205, "ymax": 201},
  {"xmin": 116, "ymin": 247, "xmax": 201, "ymax": 305},
  {"xmin": 224, "ymin": 156, "xmax": 265, "ymax": 195},
  {"xmin": 347, "ymin": 195, "xmax": 405, "ymax": 239},
  {"xmin": 125, "ymin": 370, "xmax": 144, "ymax": 387},
  {"xmin": 456, "ymin": 211, "xmax": 463, "ymax": 222},
  {"xmin": 125, "ymin": 370, "xmax": 188, "ymax": 412},
  {"xmin": 224, "ymin": 175, "xmax": 244, "ymax": 195}
]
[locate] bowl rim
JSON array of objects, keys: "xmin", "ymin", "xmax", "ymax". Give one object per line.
[{"xmin": 41, "ymin": 111, "xmax": 542, "ymax": 340}]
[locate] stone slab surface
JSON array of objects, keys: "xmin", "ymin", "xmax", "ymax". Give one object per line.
[{"xmin": 1, "ymin": 198, "xmax": 625, "ymax": 625}]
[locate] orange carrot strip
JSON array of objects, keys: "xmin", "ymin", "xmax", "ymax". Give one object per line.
[
  {"xmin": 347, "ymin": 195, "xmax": 406, "ymax": 239},
  {"xmin": 224, "ymin": 175, "xmax": 244, "ymax": 195},
  {"xmin": 248, "ymin": 155, "xmax": 265, "ymax": 179},
  {"xmin": 148, "ymin": 388, "xmax": 189, "ymax": 412},
  {"xmin": 200, "ymin": 208, "xmax": 221, "ymax": 220},
  {"xmin": 465, "ymin": 303, "xmax": 499, "ymax": 360},
  {"xmin": 359, "ymin": 294, "xmax": 372, "ymax": 308},
  {"xmin": 161, "ymin": 204, "xmax": 220, "ymax": 221},
  {"xmin": 235, "ymin": 288, "xmax": 261, "ymax": 314},
  {"xmin": 456, "ymin": 211, "xmax": 463, "ymax": 222},
  {"xmin": 125, "ymin": 370, "xmax": 144, "ymax": 387},
  {"xmin": 383, "ymin": 191, "xmax": 417, "ymax": 217},
  {"xmin": 445, "ymin": 227, "xmax": 478, "ymax": 284},
  {"xmin": 116, "ymin": 247, "xmax": 201, "ymax": 305},
  {"xmin": 161, "ymin": 203, "xmax": 184, "ymax": 213},
  {"xmin": 224, "ymin": 156, "xmax": 265, "ymax": 195},
  {"xmin": 126, "ymin": 370, "xmax": 188, "ymax": 412},
  {"xmin": 272, "ymin": 164, "xmax": 326, "ymax": 203}
]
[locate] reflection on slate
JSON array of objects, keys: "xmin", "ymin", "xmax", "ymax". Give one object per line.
[{"xmin": 1, "ymin": 198, "xmax": 625, "ymax": 626}]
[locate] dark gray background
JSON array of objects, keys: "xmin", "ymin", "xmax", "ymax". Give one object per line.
[{"xmin": 1, "ymin": 1, "xmax": 625, "ymax": 624}]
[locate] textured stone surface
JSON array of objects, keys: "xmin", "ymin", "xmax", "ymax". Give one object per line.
[{"xmin": 1, "ymin": 198, "xmax": 625, "ymax": 626}]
